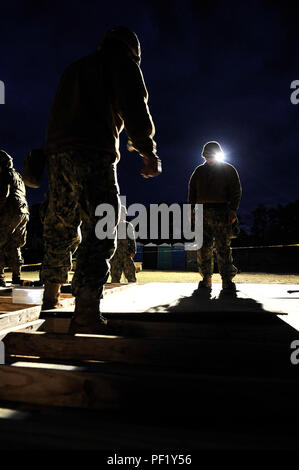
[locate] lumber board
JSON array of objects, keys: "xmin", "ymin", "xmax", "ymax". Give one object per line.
[
  {"xmin": 0, "ymin": 320, "xmax": 44, "ymax": 341},
  {"xmin": 102, "ymin": 318, "xmax": 298, "ymax": 342},
  {"xmin": 40, "ymin": 286, "xmax": 134, "ymax": 312},
  {"xmin": 103, "ymin": 309, "xmax": 290, "ymax": 323},
  {"xmin": 41, "ymin": 293, "xmax": 75, "ymax": 311},
  {"xmin": 0, "ymin": 305, "xmax": 41, "ymax": 332},
  {"xmin": 41, "ymin": 315, "xmax": 297, "ymax": 343},
  {"xmin": 0, "ymin": 361, "xmax": 298, "ymax": 416},
  {"xmin": 41, "ymin": 308, "xmax": 297, "ymax": 328},
  {"xmin": 103, "ymin": 282, "xmax": 137, "ymax": 296},
  {"xmin": 41, "ymin": 317, "xmax": 71, "ymax": 334},
  {"xmin": 0, "ymin": 298, "xmax": 41, "ymax": 314},
  {"xmin": 0, "ymin": 320, "xmax": 45, "ymax": 341},
  {"xmin": 3, "ymin": 331, "xmax": 297, "ymax": 376}
]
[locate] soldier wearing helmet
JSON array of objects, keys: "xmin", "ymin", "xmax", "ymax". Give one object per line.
[
  {"xmin": 188, "ymin": 141, "xmax": 242, "ymax": 291},
  {"xmin": 41, "ymin": 26, "xmax": 161, "ymax": 332},
  {"xmin": 0, "ymin": 150, "xmax": 29, "ymax": 286}
]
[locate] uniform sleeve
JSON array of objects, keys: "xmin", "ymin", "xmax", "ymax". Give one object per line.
[
  {"xmin": 114, "ymin": 58, "xmax": 157, "ymax": 157},
  {"xmin": 188, "ymin": 170, "xmax": 197, "ymax": 205},
  {"xmin": 228, "ymin": 167, "xmax": 242, "ymax": 211},
  {"xmin": 0, "ymin": 175, "xmax": 10, "ymax": 210}
]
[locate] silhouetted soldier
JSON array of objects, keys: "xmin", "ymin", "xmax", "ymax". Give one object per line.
[
  {"xmin": 41, "ymin": 26, "xmax": 161, "ymax": 332},
  {"xmin": 0, "ymin": 150, "xmax": 29, "ymax": 286},
  {"xmin": 110, "ymin": 205, "xmax": 136, "ymax": 283},
  {"xmin": 188, "ymin": 141, "xmax": 241, "ymax": 291}
]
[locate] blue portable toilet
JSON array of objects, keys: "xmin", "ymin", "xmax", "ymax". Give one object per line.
[
  {"xmin": 185, "ymin": 242, "xmax": 198, "ymax": 271},
  {"xmin": 143, "ymin": 243, "xmax": 158, "ymax": 269},
  {"xmin": 172, "ymin": 243, "xmax": 185, "ymax": 270},
  {"xmin": 157, "ymin": 243, "xmax": 172, "ymax": 270}
]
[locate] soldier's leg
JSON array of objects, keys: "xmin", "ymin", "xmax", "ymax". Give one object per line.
[
  {"xmin": 110, "ymin": 254, "xmax": 123, "ymax": 283},
  {"xmin": 0, "ymin": 259, "xmax": 5, "ymax": 287},
  {"xmin": 123, "ymin": 255, "xmax": 136, "ymax": 282},
  {"xmin": 0, "ymin": 246, "xmax": 6, "ymax": 286},
  {"xmin": 7, "ymin": 213, "xmax": 29, "ymax": 284},
  {"xmin": 197, "ymin": 211, "xmax": 214, "ymax": 287},
  {"xmin": 40, "ymin": 153, "xmax": 81, "ymax": 308},
  {"xmin": 214, "ymin": 211, "xmax": 238, "ymax": 289},
  {"xmin": 69, "ymin": 152, "xmax": 120, "ymax": 332},
  {"xmin": 0, "ymin": 213, "xmax": 28, "ymax": 285}
]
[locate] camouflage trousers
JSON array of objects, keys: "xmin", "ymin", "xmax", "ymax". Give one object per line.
[
  {"xmin": 0, "ymin": 212, "xmax": 29, "ymax": 271},
  {"xmin": 110, "ymin": 251, "xmax": 136, "ymax": 283},
  {"xmin": 40, "ymin": 150, "xmax": 120, "ymax": 300},
  {"xmin": 197, "ymin": 207, "xmax": 238, "ymax": 279}
]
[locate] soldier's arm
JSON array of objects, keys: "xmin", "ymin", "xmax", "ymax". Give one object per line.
[
  {"xmin": 188, "ymin": 170, "xmax": 197, "ymax": 219},
  {"xmin": 0, "ymin": 180, "xmax": 10, "ymax": 210},
  {"xmin": 228, "ymin": 167, "xmax": 242, "ymax": 211},
  {"xmin": 115, "ymin": 58, "xmax": 157, "ymax": 159},
  {"xmin": 127, "ymin": 223, "xmax": 137, "ymax": 254}
]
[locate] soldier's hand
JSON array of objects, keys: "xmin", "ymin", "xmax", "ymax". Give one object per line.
[
  {"xmin": 130, "ymin": 253, "xmax": 135, "ymax": 259},
  {"xmin": 141, "ymin": 154, "xmax": 162, "ymax": 178},
  {"xmin": 229, "ymin": 210, "xmax": 237, "ymax": 224}
]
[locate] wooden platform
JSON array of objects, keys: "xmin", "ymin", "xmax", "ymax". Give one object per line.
[
  {"xmin": 0, "ymin": 282, "xmax": 298, "ymax": 450},
  {"xmin": 0, "ymin": 298, "xmax": 42, "ymax": 339}
]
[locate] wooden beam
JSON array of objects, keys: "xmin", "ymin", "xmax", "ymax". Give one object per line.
[
  {"xmin": 102, "ymin": 319, "xmax": 297, "ymax": 342},
  {"xmin": 0, "ymin": 361, "xmax": 298, "ymax": 416},
  {"xmin": 43, "ymin": 317, "xmax": 229, "ymax": 337},
  {"xmin": 41, "ymin": 315, "xmax": 297, "ymax": 343},
  {"xmin": 0, "ymin": 320, "xmax": 45, "ymax": 341},
  {"xmin": 103, "ymin": 283, "xmax": 137, "ymax": 297},
  {"xmin": 0, "ymin": 304, "xmax": 41, "ymax": 332},
  {"xmin": 41, "ymin": 294, "xmax": 75, "ymax": 311},
  {"xmin": 0, "ymin": 298, "xmax": 41, "ymax": 313},
  {"xmin": 3, "ymin": 331, "xmax": 297, "ymax": 376}
]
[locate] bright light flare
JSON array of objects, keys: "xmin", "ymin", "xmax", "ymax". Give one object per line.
[{"xmin": 215, "ymin": 151, "xmax": 225, "ymax": 162}]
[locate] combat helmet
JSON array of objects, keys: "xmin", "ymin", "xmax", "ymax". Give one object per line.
[
  {"xmin": 0, "ymin": 150, "xmax": 13, "ymax": 169},
  {"xmin": 98, "ymin": 26, "xmax": 141, "ymax": 65},
  {"xmin": 202, "ymin": 141, "xmax": 222, "ymax": 158}
]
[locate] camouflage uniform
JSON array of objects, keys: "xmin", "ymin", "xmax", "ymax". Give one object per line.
[
  {"xmin": 40, "ymin": 150, "xmax": 120, "ymax": 300},
  {"xmin": 0, "ymin": 163, "xmax": 29, "ymax": 281},
  {"xmin": 197, "ymin": 206, "xmax": 238, "ymax": 279},
  {"xmin": 110, "ymin": 220, "xmax": 136, "ymax": 282},
  {"xmin": 188, "ymin": 153, "xmax": 241, "ymax": 283},
  {"xmin": 41, "ymin": 27, "xmax": 158, "ymax": 322}
]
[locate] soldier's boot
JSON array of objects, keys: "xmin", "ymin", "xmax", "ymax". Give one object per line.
[
  {"xmin": 42, "ymin": 282, "xmax": 62, "ymax": 309},
  {"xmin": 221, "ymin": 276, "xmax": 237, "ymax": 291},
  {"xmin": 198, "ymin": 275, "xmax": 212, "ymax": 289},
  {"xmin": 12, "ymin": 266, "xmax": 21, "ymax": 285},
  {"xmin": 68, "ymin": 296, "xmax": 107, "ymax": 334}
]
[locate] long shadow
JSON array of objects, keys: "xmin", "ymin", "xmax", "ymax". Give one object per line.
[
  {"xmin": 140, "ymin": 288, "xmax": 299, "ymax": 384},
  {"xmin": 135, "ymin": 287, "xmax": 293, "ymax": 326},
  {"xmin": 101, "ymin": 287, "xmax": 296, "ymax": 335}
]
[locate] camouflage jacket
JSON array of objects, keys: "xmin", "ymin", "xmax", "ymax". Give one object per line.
[
  {"xmin": 45, "ymin": 46, "xmax": 157, "ymax": 161},
  {"xmin": 188, "ymin": 161, "xmax": 242, "ymax": 211},
  {"xmin": 0, "ymin": 168, "xmax": 29, "ymax": 216}
]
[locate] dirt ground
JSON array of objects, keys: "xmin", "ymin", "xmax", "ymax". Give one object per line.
[
  {"xmin": 5, "ymin": 269, "xmax": 299, "ymax": 285},
  {"xmin": 134, "ymin": 271, "xmax": 299, "ymax": 284}
]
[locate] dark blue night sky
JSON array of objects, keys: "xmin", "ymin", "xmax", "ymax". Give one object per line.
[{"xmin": 0, "ymin": 0, "xmax": 298, "ymax": 225}]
